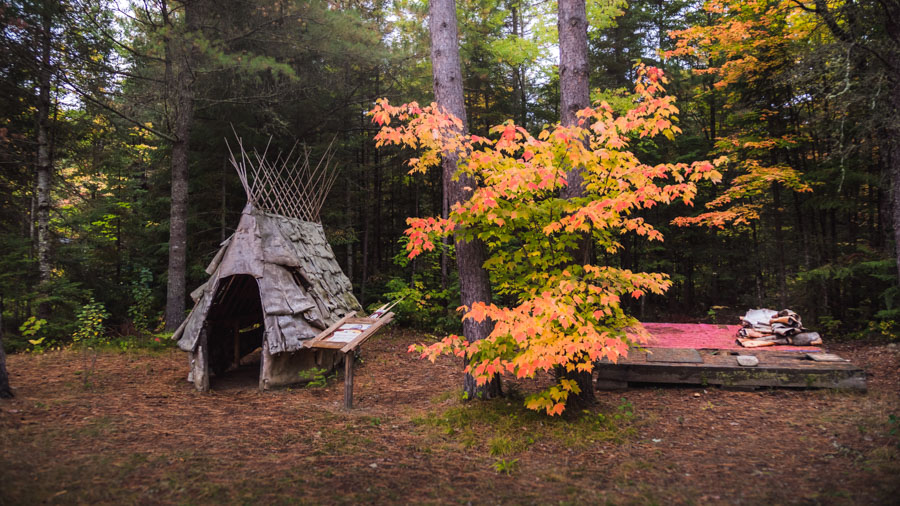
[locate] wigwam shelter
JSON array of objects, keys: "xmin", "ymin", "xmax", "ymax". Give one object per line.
[{"xmin": 172, "ymin": 138, "xmax": 362, "ymax": 391}]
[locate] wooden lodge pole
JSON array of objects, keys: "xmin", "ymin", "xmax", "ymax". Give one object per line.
[{"xmin": 232, "ymin": 324, "xmax": 240, "ymax": 369}]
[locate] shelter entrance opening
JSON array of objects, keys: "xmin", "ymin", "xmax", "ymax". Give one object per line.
[{"xmin": 205, "ymin": 274, "xmax": 264, "ymax": 381}]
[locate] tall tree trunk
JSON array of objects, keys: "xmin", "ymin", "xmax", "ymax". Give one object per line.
[
  {"xmin": 558, "ymin": 0, "xmax": 590, "ymax": 147},
  {"xmin": 510, "ymin": 3, "xmax": 527, "ymax": 127},
  {"xmin": 221, "ymin": 156, "xmax": 227, "ymax": 243},
  {"xmin": 361, "ymin": 161, "xmax": 371, "ymax": 307},
  {"xmin": 889, "ymin": 50, "xmax": 900, "ymax": 285},
  {"xmin": 345, "ymin": 171, "xmax": 354, "ymax": 281},
  {"xmin": 884, "ymin": 6, "xmax": 900, "ymax": 282},
  {"xmin": 557, "ymin": 0, "xmax": 595, "ymax": 409},
  {"xmin": 373, "ymin": 150, "xmax": 383, "ymax": 269},
  {"xmin": 891, "ymin": 91, "xmax": 900, "ymax": 285},
  {"xmin": 35, "ymin": 11, "xmax": 53, "ymax": 320},
  {"xmin": 164, "ymin": 1, "xmax": 198, "ymax": 331},
  {"xmin": 772, "ymin": 183, "xmax": 787, "ymax": 308},
  {"xmin": 0, "ymin": 312, "xmax": 12, "ymax": 398},
  {"xmin": 708, "ymin": 79, "xmax": 717, "ymax": 146},
  {"xmin": 430, "ymin": 0, "xmax": 501, "ymax": 400}
]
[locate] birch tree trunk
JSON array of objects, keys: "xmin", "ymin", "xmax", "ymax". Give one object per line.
[
  {"xmin": 35, "ymin": 10, "xmax": 53, "ymax": 320},
  {"xmin": 430, "ymin": 0, "xmax": 501, "ymax": 399},
  {"xmin": 557, "ymin": 0, "xmax": 595, "ymax": 408},
  {"xmin": 164, "ymin": 0, "xmax": 198, "ymax": 331}
]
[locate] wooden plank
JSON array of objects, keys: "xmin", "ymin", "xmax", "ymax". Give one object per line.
[
  {"xmin": 807, "ymin": 353, "xmax": 849, "ymax": 362},
  {"xmin": 306, "ymin": 313, "xmax": 393, "ymax": 352},
  {"xmin": 646, "ymin": 348, "xmax": 702, "ymax": 363},
  {"xmin": 308, "ymin": 340, "xmax": 345, "ymax": 350},
  {"xmin": 596, "ymin": 362, "xmax": 866, "ymax": 390},
  {"xmin": 617, "ymin": 349, "xmax": 859, "ymax": 370},
  {"xmin": 305, "ymin": 314, "xmax": 355, "ymax": 348},
  {"xmin": 340, "ymin": 312, "xmax": 393, "ymax": 354},
  {"xmin": 596, "ymin": 379, "xmax": 628, "ymax": 390},
  {"xmin": 595, "ymin": 348, "xmax": 866, "ymax": 391}
]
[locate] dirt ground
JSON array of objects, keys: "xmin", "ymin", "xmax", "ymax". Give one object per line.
[{"xmin": 1, "ymin": 329, "xmax": 898, "ymax": 505}]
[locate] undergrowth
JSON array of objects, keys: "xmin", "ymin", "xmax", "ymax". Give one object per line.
[{"xmin": 413, "ymin": 395, "xmax": 637, "ymax": 474}]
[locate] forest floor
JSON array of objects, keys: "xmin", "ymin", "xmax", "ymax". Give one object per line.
[{"xmin": 1, "ymin": 329, "xmax": 899, "ymax": 505}]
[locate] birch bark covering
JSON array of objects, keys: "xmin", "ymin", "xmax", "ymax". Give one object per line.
[
  {"xmin": 165, "ymin": 0, "xmax": 199, "ymax": 330},
  {"xmin": 174, "ymin": 209, "xmax": 361, "ymax": 355},
  {"xmin": 429, "ymin": 0, "xmax": 500, "ymax": 399},
  {"xmin": 35, "ymin": 11, "xmax": 53, "ymax": 319}
]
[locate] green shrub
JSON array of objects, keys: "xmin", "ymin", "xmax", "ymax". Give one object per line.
[
  {"xmin": 128, "ymin": 268, "xmax": 155, "ymax": 334},
  {"xmin": 19, "ymin": 316, "xmax": 51, "ymax": 352},
  {"xmin": 72, "ymin": 298, "xmax": 110, "ymax": 346},
  {"xmin": 374, "ymin": 237, "xmax": 461, "ymax": 334}
]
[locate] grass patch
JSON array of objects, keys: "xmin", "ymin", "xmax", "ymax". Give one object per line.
[
  {"xmin": 413, "ymin": 395, "xmax": 637, "ymax": 463},
  {"xmin": 76, "ymin": 415, "xmax": 118, "ymax": 437}
]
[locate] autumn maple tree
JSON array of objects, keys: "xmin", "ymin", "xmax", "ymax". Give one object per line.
[{"xmin": 371, "ymin": 65, "xmax": 722, "ymax": 415}]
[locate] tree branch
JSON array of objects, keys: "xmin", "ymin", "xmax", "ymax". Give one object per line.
[{"xmin": 59, "ymin": 75, "xmax": 176, "ymax": 142}]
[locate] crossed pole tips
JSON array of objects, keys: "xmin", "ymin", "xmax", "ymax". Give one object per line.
[{"xmin": 225, "ymin": 129, "xmax": 340, "ymax": 223}]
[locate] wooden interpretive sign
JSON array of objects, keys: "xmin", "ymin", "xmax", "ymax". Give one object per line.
[{"xmin": 306, "ymin": 308, "xmax": 395, "ymax": 409}]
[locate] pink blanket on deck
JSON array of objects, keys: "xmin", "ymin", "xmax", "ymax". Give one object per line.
[{"xmin": 634, "ymin": 322, "xmax": 821, "ymax": 352}]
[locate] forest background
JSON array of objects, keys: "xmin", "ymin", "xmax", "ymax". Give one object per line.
[{"xmin": 2, "ymin": 0, "xmax": 899, "ymax": 351}]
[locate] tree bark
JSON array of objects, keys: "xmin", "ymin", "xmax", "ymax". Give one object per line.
[
  {"xmin": 35, "ymin": 10, "xmax": 53, "ymax": 320},
  {"xmin": 345, "ymin": 171, "xmax": 354, "ymax": 281},
  {"xmin": 164, "ymin": 0, "xmax": 198, "ymax": 331},
  {"xmin": 890, "ymin": 80, "xmax": 900, "ymax": 285},
  {"xmin": 886, "ymin": 7, "xmax": 900, "ymax": 285},
  {"xmin": 558, "ymin": 0, "xmax": 591, "ymax": 199},
  {"xmin": 772, "ymin": 182, "xmax": 787, "ymax": 308},
  {"xmin": 430, "ymin": 0, "xmax": 501, "ymax": 400},
  {"xmin": 558, "ymin": 0, "xmax": 595, "ymax": 408},
  {"xmin": 0, "ymin": 312, "xmax": 12, "ymax": 399}
]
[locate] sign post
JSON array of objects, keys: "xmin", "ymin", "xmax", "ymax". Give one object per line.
[{"xmin": 306, "ymin": 311, "xmax": 394, "ymax": 409}]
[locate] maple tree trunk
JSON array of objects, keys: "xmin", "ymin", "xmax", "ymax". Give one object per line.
[
  {"xmin": 35, "ymin": 11, "xmax": 53, "ymax": 321},
  {"xmin": 430, "ymin": 0, "xmax": 500, "ymax": 400},
  {"xmin": 164, "ymin": 1, "xmax": 198, "ymax": 331},
  {"xmin": 558, "ymin": 0, "xmax": 595, "ymax": 408}
]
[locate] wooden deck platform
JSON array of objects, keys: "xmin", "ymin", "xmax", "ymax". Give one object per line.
[{"xmin": 595, "ymin": 348, "xmax": 867, "ymax": 391}]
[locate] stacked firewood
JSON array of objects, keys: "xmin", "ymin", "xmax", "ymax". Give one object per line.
[{"xmin": 736, "ymin": 309, "xmax": 823, "ymax": 348}]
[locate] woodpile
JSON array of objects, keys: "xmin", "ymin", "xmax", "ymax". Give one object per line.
[{"xmin": 736, "ymin": 309, "xmax": 823, "ymax": 348}]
